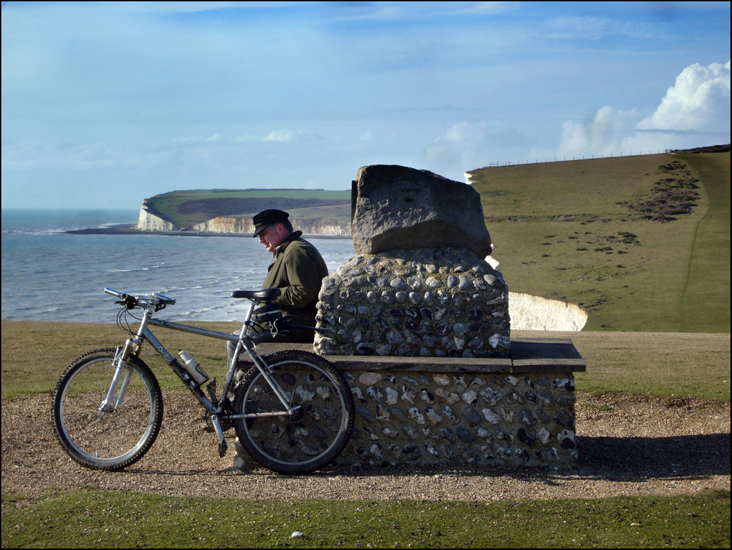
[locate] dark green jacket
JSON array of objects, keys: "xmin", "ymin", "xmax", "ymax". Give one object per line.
[{"xmin": 261, "ymin": 231, "xmax": 329, "ymax": 327}]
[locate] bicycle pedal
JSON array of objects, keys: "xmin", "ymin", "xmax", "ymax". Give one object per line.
[{"xmin": 218, "ymin": 438, "xmax": 228, "ymax": 458}]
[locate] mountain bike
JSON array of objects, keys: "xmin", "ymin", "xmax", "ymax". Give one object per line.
[{"xmin": 52, "ymin": 287, "xmax": 354, "ymax": 475}]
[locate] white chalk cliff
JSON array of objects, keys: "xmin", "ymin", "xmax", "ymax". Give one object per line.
[
  {"xmin": 136, "ymin": 207, "xmax": 180, "ymax": 231},
  {"xmin": 136, "ymin": 206, "xmax": 351, "ymax": 236},
  {"xmin": 487, "ymin": 254, "xmax": 587, "ymax": 331},
  {"xmin": 508, "ymin": 292, "xmax": 588, "ymax": 331}
]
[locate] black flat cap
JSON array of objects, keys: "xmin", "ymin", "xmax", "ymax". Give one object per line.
[{"xmin": 252, "ymin": 209, "xmax": 289, "ymax": 237}]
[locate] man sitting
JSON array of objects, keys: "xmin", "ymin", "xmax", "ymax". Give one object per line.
[{"xmin": 227, "ymin": 209, "xmax": 329, "ymax": 364}]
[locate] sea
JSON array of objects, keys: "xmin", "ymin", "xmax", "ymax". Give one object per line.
[{"xmin": 1, "ymin": 209, "xmax": 356, "ymax": 323}]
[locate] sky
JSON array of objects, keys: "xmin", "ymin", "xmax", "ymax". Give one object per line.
[{"xmin": 2, "ymin": 1, "xmax": 730, "ymax": 210}]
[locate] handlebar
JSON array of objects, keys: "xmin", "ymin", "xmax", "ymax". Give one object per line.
[
  {"xmin": 104, "ymin": 287, "xmax": 176, "ymax": 310},
  {"xmin": 104, "ymin": 286, "xmax": 335, "ymax": 337}
]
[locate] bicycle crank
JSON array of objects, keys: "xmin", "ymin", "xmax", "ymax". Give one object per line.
[{"xmin": 209, "ymin": 414, "xmax": 228, "ymax": 457}]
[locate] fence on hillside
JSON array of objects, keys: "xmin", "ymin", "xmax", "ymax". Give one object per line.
[{"xmin": 479, "ymin": 149, "xmax": 674, "ymax": 169}]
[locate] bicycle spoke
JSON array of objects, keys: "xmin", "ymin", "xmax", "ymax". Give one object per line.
[{"xmin": 234, "ymin": 350, "xmax": 354, "ymax": 474}]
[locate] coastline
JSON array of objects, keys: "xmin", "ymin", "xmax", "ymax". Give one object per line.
[{"xmin": 66, "ymin": 223, "xmax": 354, "ymax": 239}]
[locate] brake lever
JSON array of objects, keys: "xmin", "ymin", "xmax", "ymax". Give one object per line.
[{"xmin": 115, "ymin": 296, "xmax": 137, "ymax": 310}]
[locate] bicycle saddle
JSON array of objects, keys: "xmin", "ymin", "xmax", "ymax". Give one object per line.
[{"xmin": 231, "ymin": 288, "xmax": 281, "ymax": 301}]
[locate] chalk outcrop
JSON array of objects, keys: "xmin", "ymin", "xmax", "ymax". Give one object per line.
[
  {"xmin": 509, "ymin": 293, "xmax": 588, "ymax": 331},
  {"xmin": 136, "ymin": 206, "xmax": 351, "ymax": 235},
  {"xmin": 136, "ymin": 206, "xmax": 180, "ymax": 231},
  {"xmin": 190, "ymin": 217, "xmax": 351, "ymax": 235},
  {"xmin": 485, "ymin": 254, "xmax": 588, "ymax": 331}
]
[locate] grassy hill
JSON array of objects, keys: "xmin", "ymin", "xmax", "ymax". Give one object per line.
[
  {"xmin": 142, "ymin": 188, "xmax": 351, "ymax": 227},
  {"xmin": 468, "ymin": 150, "xmax": 730, "ymax": 332},
  {"xmin": 138, "ymin": 151, "xmax": 729, "ymax": 333}
]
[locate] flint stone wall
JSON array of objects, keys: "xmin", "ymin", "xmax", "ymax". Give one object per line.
[
  {"xmin": 335, "ymin": 368, "xmax": 577, "ymax": 468},
  {"xmin": 313, "ymin": 247, "xmax": 511, "ymax": 358},
  {"xmin": 231, "ymin": 339, "xmax": 582, "ymax": 470}
]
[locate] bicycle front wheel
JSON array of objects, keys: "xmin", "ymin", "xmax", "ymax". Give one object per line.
[
  {"xmin": 53, "ymin": 348, "xmax": 163, "ymax": 470},
  {"xmin": 233, "ymin": 350, "xmax": 354, "ymax": 474}
]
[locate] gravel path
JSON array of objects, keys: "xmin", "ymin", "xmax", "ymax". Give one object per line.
[{"xmin": 2, "ymin": 391, "xmax": 729, "ymax": 503}]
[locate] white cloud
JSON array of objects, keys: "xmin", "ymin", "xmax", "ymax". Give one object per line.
[
  {"xmin": 264, "ymin": 130, "xmax": 297, "ymax": 142},
  {"xmin": 425, "ymin": 121, "xmax": 531, "ymax": 176},
  {"xmin": 206, "ymin": 133, "xmax": 221, "ymax": 141},
  {"xmin": 426, "ymin": 122, "xmax": 490, "ymax": 169},
  {"xmin": 556, "ymin": 106, "xmax": 642, "ymax": 158},
  {"xmin": 263, "ymin": 129, "xmax": 322, "ymax": 142},
  {"xmin": 557, "ymin": 61, "xmax": 731, "ymax": 158},
  {"xmin": 233, "ymin": 134, "xmax": 260, "ymax": 142},
  {"xmin": 623, "ymin": 60, "xmax": 730, "ymax": 152},
  {"xmin": 636, "ymin": 61, "xmax": 730, "ymax": 132},
  {"xmin": 329, "ymin": 2, "xmax": 513, "ymax": 23}
]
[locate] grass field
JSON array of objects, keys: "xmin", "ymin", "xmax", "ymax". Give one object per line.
[
  {"xmin": 468, "ymin": 152, "xmax": 730, "ymax": 332},
  {"xmin": 3, "ymin": 489, "xmax": 729, "ymax": 548},
  {"xmin": 677, "ymin": 152, "xmax": 731, "ymax": 332}
]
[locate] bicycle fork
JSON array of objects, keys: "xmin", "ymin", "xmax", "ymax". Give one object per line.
[{"xmin": 99, "ymin": 340, "xmax": 138, "ymax": 413}]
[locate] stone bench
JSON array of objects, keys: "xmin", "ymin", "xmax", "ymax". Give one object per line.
[{"xmin": 236, "ymin": 336, "xmax": 585, "ymax": 469}]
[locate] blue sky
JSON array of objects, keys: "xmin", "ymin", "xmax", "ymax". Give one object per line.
[{"xmin": 2, "ymin": 1, "xmax": 730, "ymax": 210}]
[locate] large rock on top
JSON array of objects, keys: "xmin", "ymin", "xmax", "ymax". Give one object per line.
[{"xmin": 351, "ymin": 165, "xmax": 492, "ymax": 258}]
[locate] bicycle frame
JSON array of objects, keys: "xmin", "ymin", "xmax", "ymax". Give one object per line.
[{"xmin": 102, "ymin": 288, "xmax": 299, "ymax": 455}]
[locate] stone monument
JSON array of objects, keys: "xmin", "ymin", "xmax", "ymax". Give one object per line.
[{"xmin": 314, "ymin": 165, "xmax": 511, "ymax": 358}]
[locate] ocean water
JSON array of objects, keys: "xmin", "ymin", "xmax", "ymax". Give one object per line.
[{"xmin": 1, "ymin": 209, "xmax": 356, "ymax": 323}]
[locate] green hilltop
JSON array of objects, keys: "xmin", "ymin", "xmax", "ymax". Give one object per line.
[
  {"xmin": 141, "ymin": 188, "xmax": 351, "ymax": 227},
  {"xmin": 468, "ymin": 148, "xmax": 730, "ymax": 333}
]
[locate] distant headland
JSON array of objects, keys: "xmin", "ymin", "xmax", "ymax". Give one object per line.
[
  {"xmin": 67, "ymin": 188, "xmax": 354, "ymax": 237},
  {"xmin": 136, "ymin": 188, "xmax": 352, "ymax": 237}
]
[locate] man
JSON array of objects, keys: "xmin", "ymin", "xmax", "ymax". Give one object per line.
[{"xmin": 227, "ymin": 209, "xmax": 329, "ymax": 363}]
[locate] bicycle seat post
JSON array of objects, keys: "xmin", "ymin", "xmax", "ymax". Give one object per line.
[{"xmin": 226, "ymin": 298, "xmax": 256, "ymax": 375}]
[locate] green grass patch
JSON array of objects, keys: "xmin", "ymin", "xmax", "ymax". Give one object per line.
[
  {"xmin": 469, "ymin": 152, "xmax": 730, "ymax": 332},
  {"xmin": 1, "ymin": 320, "xmax": 240, "ymax": 398},
  {"xmin": 556, "ymin": 330, "xmax": 730, "ymax": 402},
  {"xmin": 2, "ymin": 489, "xmax": 729, "ymax": 548},
  {"xmin": 3, "ymin": 322, "xmax": 729, "ymax": 402},
  {"xmin": 677, "ymin": 153, "xmax": 731, "ymax": 332}
]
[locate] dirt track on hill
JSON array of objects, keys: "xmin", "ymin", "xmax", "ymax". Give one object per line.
[{"xmin": 2, "ymin": 391, "xmax": 729, "ymax": 503}]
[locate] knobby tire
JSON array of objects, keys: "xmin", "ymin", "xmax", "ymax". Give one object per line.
[{"xmin": 52, "ymin": 348, "xmax": 163, "ymax": 471}]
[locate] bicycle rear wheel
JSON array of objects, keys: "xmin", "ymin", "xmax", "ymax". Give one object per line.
[
  {"xmin": 233, "ymin": 350, "xmax": 354, "ymax": 474},
  {"xmin": 53, "ymin": 348, "xmax": 163, "ymax": 470}
]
